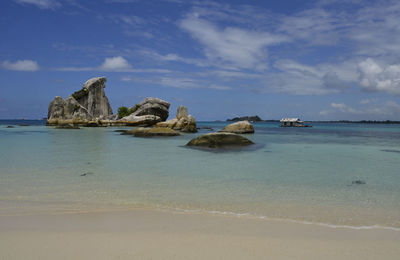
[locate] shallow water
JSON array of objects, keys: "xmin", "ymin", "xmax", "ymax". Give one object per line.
[{"xmin": 0, "ymin": 120, "xmax": 399, "ymax": 228}]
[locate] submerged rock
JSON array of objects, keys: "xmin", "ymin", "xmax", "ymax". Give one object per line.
[
  {"xmin": 197, "ymin": 126, "xmax": 214, "ymax": 131},
  {"xmin": 80, "ymin": 172, "xmax": 94, "ymax": 177},
  {"xmin": 113, "ymin": 129, "xmax": 128, "ymax": 133},
  {"xmin": 122, "ymin": 127, "xmax": 180, "ymax": 137},
  {"xmin": 352, "ymin": 180, "xmax": 366, "ymax": 185},
  {"xmin": 219, "ymin": 120, "xmax": 255, "ymax": 134},
  {"xmin": 55, "ymin": 124, "xmax": 80, "ymax": 129},
  {"xmin": 186, "ymin": 132, "xmax": 254, "ymax": 148},
  {"xmin": 381, "ymin": 149, "xmax": 400, "ymax": 154},
  {"xmin": 6, "ymin": 126, "xmax": 14, "ymax": 128}
]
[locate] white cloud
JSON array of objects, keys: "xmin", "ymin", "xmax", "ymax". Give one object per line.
[
  {"xmin": 121, "ymin": 76, "xmax": 198, "ymax": 89},
  {"xmin": 320, "ymin": 100, "xmax": 400, "ymax": 119},
  {"xmin": 115, "ymin": 15, "xmax": 144, "ymax": 26},
  {"xmin": 14, "ymin": 0, "xmax": 61, "ymax": 9},
  {"xmin": 319, "ymin": 102, "xmax": 361, "ymax": 116},
  {"xmin": 1, "ymin": 60, "xmax": 39, "ymax": 71},
  {"xmin": 55, "ymin": 56, "xmax": 173, "ymax": 73},
  {"xmin": 208, "ymin": 84, "xmax": 232, "ymax": 90},
  {"xmin": 141, "ymin": 50, "xmax": 210, "ymax": 67},
  {"xmin": 121, "ymin": 76, "xmax": 232, "ymax": 91},
  {"xmin": 358, "ymin": 58, "xmax": 400, "ymax": 95},
  {"xmin": 330, "ymin": 102, "xmax": 360, "ymax": 113},
  {"xmin": 347, "ymin": 2, "xmax": 400, "ymax": 56},
  {"xmin": 99, "ymin": 56, "xmax": 132, "ymax": 71},
  {"xmin": 179, "ymin": 13, "xmax": 288, "ymax": 70},
  {"xmin": 360, "ymin": 99, "xmax": 370, "ymax": 105},
  {"xmin": 278, "ymin": 8, "xmax": 341, "ymax": 45},
  {"xmin": 271, "ymin": 59, "xmax": 352, "ymax": 95}
]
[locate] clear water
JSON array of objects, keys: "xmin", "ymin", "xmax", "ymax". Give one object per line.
[{"xmin": 1, "ymin": 120, "xmax": 400, "ymax": 228}]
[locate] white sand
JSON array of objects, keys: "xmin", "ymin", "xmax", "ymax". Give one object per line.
[{"xmin": 1, "ymin": 209, "xmax": 399, "ymax": 260}]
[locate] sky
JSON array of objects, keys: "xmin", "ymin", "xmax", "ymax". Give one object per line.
[{"xmin": 1, "ymin": 0, "xmax": 400, "ymax": 120}]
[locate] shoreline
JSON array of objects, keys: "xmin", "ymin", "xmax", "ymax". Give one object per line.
[
  {"xmin": 2, "ymin": 200, "xmax": 399, "ymax": 231},
  {"xmin": 1, "ymin": 207, "xmax": 399, "ymax": 260}
]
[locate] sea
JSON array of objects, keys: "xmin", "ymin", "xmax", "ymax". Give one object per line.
[{"xmin": 1, "ymin": 120, "xmax": 399, "ymax": 230}]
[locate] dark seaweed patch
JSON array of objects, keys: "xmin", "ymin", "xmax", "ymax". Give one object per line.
[{"xmin": 381, "ymin": 149, "xmax": 400, "ymax": 154}]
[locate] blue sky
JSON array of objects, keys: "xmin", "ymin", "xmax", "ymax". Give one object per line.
[{"xmin": 1, "ymin": 0, "xmax": 400, "ymax": 120}]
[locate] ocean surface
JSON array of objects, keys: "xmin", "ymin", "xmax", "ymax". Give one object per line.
[{"xmin": 1, "ymin": 120, "xmax": 400, "ymax": 229}]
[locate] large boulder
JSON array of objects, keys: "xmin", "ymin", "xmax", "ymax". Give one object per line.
[
  {"xmin": 130, "ymin": 97, "xmax": 170, "ymax": 121},
  {"xmin": 47, "ymin": 77, "xmax": 113, "ymax": 126},
  {"xmin": 219, "ymin": 121, "xmax": 254, "ymax": 134},
  {"xmin": 122, "ymin": 127, "xmax": 179, "ymax": 137},
  {"xmin": 156, "ymin": 105, "xmax": 197, "ymax": 133},
  {"xmin": 186, "ymin": 132, "xmax": 254, "ymax": 148}
]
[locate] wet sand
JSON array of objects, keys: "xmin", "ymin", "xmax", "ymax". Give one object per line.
[{"xmin": 1, "ymin": 208, "xmax": 399, "ymax": 260}]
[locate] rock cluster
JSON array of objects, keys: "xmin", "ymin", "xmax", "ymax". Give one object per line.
[
  {"xmin": 46, "ymin": 78, "xmax": 171, "ymax": 127},
  {"xmin": 219, "ymin": 120, "xmax": 254, "ymax": 134},
  {"xmin": 156, "ymin": 105, "xmax": 197, "ymax": 133}
]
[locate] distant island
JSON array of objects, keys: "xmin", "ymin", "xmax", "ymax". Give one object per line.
[
  {"xmin": 309, "ymin": 120, "xmax": 400, "ymax": 124},
  {"xmin": 227, "ymin": 115, "xmax": 263, "ymax": 122},
  {"xmin": 225, "ymin": 116, "xmax": 400, "ymax": 124}
]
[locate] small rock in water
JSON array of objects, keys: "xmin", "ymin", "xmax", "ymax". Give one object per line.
[
  {"xmin": 56, "ymin": 124, "xmax": 80, "ymax": 129},
  {"xmin": 381, "ymin": 149, "xmax": 400, "ymax": 154},
  {"xmin": 197, "ymin": 126, "xmax": 214, "ymax": 131},
  {"xmin": 113, "ymin": 129, "xmax": 127, "ymax": 133},
  {"xmin": 351, "ymin": 180, "xmax": 366, "ymax": 185},
  {"xmin": 6, "ymin": 126, "xmax": 15, "ymax": 128},
  {"xmin": 80, "ymin": 172, "xmax": 94, "ymax": 176}
]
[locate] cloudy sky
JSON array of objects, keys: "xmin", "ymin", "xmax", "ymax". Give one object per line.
[{"xmin": 1, "ymin": 0, "xmax": 400, "ymax": 120}]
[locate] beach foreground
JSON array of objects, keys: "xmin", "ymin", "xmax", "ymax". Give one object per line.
[{"xmin": 1, "ymin": 208, "xmax": 399, "ymax": 260}]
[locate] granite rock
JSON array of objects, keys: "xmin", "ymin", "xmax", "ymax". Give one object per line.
[
  {"xmin": 186, "ymin": 132, "xmax": 254, "ymax": 148},
  {"xmin": 155, "ymin": 105, "xmax": 197, "ymax": 133},
  {"xmin": 219, "ymin": 121, "xmax": 255, "ymax": 134},
  {"xmin": 131, "ymin": 97, "xmax": 170, "ymax": 121}
]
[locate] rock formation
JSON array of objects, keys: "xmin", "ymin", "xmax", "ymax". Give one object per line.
[
  {"xmin": 47, "ymin": 77, "xmax": 113, "ymax": 126},
  {"xmin": 129, "ymin": 97, "xmax": 170, "ymax": 121},
  {"xmin": 46, "ymin": 78, "xmax": 173, "ymax": 127},
  {"xmin": 156, "ymin": 105, "xmax": 197, "ymax": 133},
  {"xmin": 186, "ymin": 132, "xmax": 254, "ymax": 148},
  {"xmin": 219, "ymin": 121, "xmax": 255, "ymax": 134}
]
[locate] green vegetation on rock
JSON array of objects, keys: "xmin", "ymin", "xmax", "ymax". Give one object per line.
[
  {"xmin": 118, "ymin": 106, "xmax": 134, "ymax": 118},
  {"xmin": 71, "ymin": 89, "xmax": 89, "ymax": 100},
  {"xmin": 118, "ymin": 104, "xmax": 142, "ymax": 118}
]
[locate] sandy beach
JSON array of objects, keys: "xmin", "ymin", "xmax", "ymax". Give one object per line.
[{"xmin": 1, "ymin": 208, "xmax": 399, "ymax": 260}]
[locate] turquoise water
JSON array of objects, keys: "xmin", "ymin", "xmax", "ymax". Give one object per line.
[{"xmin": 1, "ymin": 120, "xmax": 400, "ymax": 228}]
